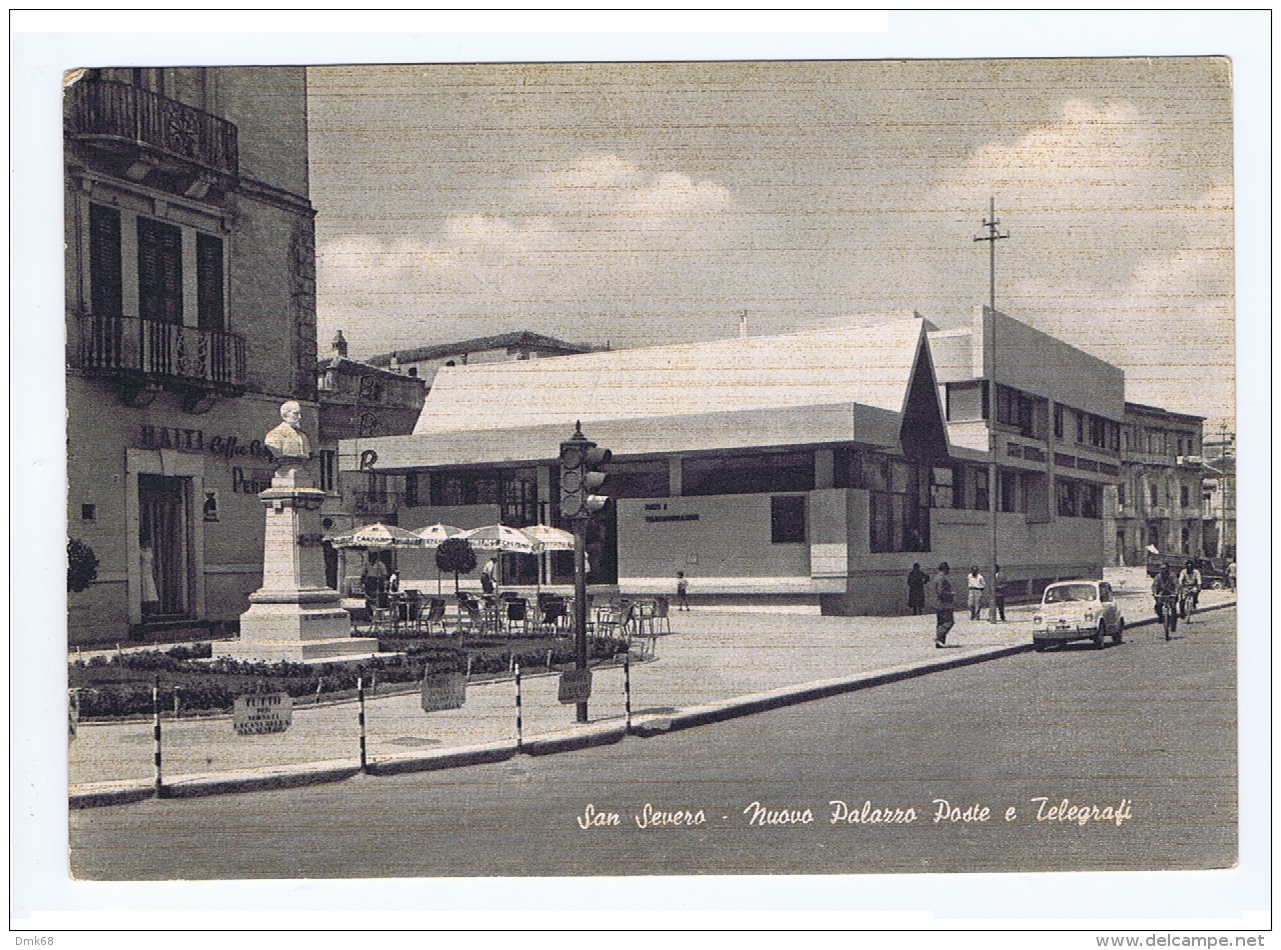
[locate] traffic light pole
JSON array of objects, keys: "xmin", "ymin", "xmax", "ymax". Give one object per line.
[{"xmin": 572, "ymin": 518, "xmax": 589, "ymax": 723}]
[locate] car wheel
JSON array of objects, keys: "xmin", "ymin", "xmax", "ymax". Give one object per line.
[
  {"xmin": 1112, "ymin": 619, "xmax": 1124, "ymax": 645},
  {"xmin": 1093, "ymin": 624, "xmax": 1105, "ymax": 650}
]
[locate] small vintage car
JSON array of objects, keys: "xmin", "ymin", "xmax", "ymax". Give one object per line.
[{"xmin": 1032, "ymin": 580, "xmax": 1124, "ymax": 651}]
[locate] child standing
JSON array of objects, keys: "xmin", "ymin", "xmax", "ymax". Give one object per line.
[{"xmin": 676, "ymin": 571, "xmax": 690, "ymax": 611}]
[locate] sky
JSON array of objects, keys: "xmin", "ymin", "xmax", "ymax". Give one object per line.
[{"xmin": 310, "ymin": 57, "xmax": 1234, "ymax": 431}]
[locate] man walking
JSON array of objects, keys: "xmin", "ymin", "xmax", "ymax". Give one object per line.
[
  {"xmin": 967, "ymin": 565, "xmax": 986, "ymax": 620},
  {"xmin": 933, "ymin": 562, "xmax": 955, "ymax": 647}
]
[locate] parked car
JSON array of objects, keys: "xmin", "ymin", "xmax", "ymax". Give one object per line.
[{"xmin": 1032, "ymin": 580, "xmax": 1124, "ymax": 651}]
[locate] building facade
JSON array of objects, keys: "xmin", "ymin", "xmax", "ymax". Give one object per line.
[
  {"xmin": 1112, "ymin": 402, "xmax": 1205, "ymax": 566},
  {"xmin": 363, "ymin": 331, "xmax": 597, "ymax": 391},
  {"xmin": 1200, "ymin": 429, "xmax": 1235, "ymax": 560},
  {"xmin": 346, "ymin": 311, "xmax": 1126, "ymax": 614},
  {"xmin": 65, "ymin": 67, "xmax": 318, "ymax": 644}
]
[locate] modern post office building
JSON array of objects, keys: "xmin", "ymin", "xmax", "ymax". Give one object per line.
[{"xmin": 347, "ymin": 309, "xmax": 1127, "ymax": 614}]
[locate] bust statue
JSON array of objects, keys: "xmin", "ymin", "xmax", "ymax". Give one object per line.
[{"xmin": 265, "ymin": 400, "xmax": 312, "ymax": 461}]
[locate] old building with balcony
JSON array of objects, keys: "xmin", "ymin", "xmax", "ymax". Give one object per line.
[
  {"xmin": 65, "ymin": 67, "xmax": 319, "ymax": 645},
  {"xmin": 1112, "ymin": 402, "xmax": 1206, "ymax": 566}
]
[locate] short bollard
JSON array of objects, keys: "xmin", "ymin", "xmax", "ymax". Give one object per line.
[
  {"xmin": 514, "ymin": 661, "xmax": 524, "ymax": 752},
  {"xmin": 357, "ymin": 676, "xmax": 367, "ymax": 772},
  {"xmin": 624, "ymin": 652, "xmax": 632, "ymax": 734},
  {"xmin": 152, "ymin": 675, "xmax": 163, "ymax": 795}
]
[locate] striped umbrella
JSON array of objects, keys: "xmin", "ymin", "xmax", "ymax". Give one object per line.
[
  {"xmin": 416, "ymin": 523, "xmax": 464, "ymax": 547},
  {"xmin": 459, "ymin": 523, "xmax": 541, "ymax": 554},
  {"xmin": 518, "ymin": 524, "xmax": 575, "ymax": 551},
  {"xmin": 324, "ymin": 522, "xmax": 425, "ymax": 550}
]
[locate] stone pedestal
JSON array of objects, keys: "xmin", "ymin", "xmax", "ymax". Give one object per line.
[{"xmin": 216, "ymin": 464, "xmax": 380, "ymax": 663}]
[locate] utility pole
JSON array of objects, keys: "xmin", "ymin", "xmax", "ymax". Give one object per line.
[{"xmin": 974, "ymin": 198, "xmax": 1009, "ymax": 623}]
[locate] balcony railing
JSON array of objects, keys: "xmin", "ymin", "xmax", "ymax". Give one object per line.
[
  {"xmin": 66, "ymin": 80, "xmax": 238, "ymax": 179},
  {"xmin": 78, "ymin": 312, "xmax": 246, "ymax": 389}
]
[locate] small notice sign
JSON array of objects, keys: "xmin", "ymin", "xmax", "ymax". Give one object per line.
[
  {"xmin": 233, "ymin": 692, "xmax": 293, "ymax": 734},
  {"xmin": 421, "ymin": 672, "xmax": 467, "ymax": 713},
  {"xmin": 558, "ymin": 669, "xmax": 593, "ymax": 704}
]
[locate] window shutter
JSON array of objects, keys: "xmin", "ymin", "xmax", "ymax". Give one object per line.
[
  {"xmin": 137, "ymin": 217, "xmax": 183, "ymax": 323},
  {"xmin": 89, "ymin": 204, "xmax": 123, "ymax": 317},
  {"xmin": 196, "ymin": 232, "xmax": 224, "ymax": 331}
]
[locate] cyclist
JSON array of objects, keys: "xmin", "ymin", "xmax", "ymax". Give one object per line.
[
  {"xmin": 1152, "ymin": 563, "xmax": 1178, "ymax": 636},
  {"xmin": 1178, "ymin": 560, "xmax": 1202, "ymax": 619}
]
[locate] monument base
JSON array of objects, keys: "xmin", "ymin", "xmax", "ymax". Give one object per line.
[{"xmin": 216, "ymin": 599, "xmax": 381, "ymax": 664}]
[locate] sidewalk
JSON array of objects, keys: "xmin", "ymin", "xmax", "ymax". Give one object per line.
[{"xmin": 69, "ymin": 591, "xmax": 1235, "ymax": 804}]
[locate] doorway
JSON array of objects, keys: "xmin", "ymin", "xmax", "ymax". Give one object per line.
[{"xmin": 138, "ymin": 474, "xmax": 192, "ymax": 619}]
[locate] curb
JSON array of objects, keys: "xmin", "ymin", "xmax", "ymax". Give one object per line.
[
  {"xmin": 70, "ymin": 603, "xmax": 1234, "ymax": 808},
  {"xmin": 364, "ymin": 741, "xmax": 516, "ymax": 777},
  {"xmin": 630, "ymin": 643, "xmax": 1031, "ymax": 736}
]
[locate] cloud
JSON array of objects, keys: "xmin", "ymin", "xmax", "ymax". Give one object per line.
[{"xmin": 525, "ymin": 153, "xmax": 730, "ymax": 219}]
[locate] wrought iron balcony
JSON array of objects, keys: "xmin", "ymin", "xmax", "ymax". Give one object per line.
[
  {"xmin": 66, "ymin": 80, "xmax": 238, "ymax": 190},
  {"xmin": 76, "ymin": 312, "xmax": 246, "ymax": 406}
]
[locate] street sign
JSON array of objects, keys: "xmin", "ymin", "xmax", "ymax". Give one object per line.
[
  {"xmin": 421, "ymin": 672, "xmax": 467, "ymax": 713},
  {"xmin": 558, "ymin": 668, "xmax": 593, "ymax": 704},
  {"xmin": 233, "ymin": 692, "xmax": 293, "ymax": 734}
]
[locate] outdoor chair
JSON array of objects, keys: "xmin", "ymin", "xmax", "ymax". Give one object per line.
[
  {"xmin": 401, "ymin": 590, "xmax": 424, "ymax": 633},
  {"xmin": 368, "ymin": 591, "xmax": 397, "ymax": 635},
  {"xmin": 456, "ymin": 593, "xmax": 484, "ymax": 637},
  {"xmin": 651, "ymin": 595, "xmax": 673, "ymax": 634},
  {"xmin": 422, "ymin": 597, "xmax": 448, "ymax": 636},
  {"xmin": 505, "ymin": 597, "xmax": 529, "ymax": 636}
]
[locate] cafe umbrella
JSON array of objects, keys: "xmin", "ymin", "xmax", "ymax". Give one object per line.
[
  {"xmin": 459, "ymin": 523, "xmax": 542, "ymax": 592},
  {"xmin": 518, "ymin": 523, "xmax": 575, "ymax": 594}
]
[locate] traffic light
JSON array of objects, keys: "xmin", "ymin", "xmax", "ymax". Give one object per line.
[{"xmin": 559, "ymin": 422, "xmax": 611, "ymax": 519}]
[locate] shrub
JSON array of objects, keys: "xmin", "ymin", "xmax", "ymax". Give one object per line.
[
  {"xmin": 434, "ymin": 537, "xmax": 476, "ymax": 592},
  {"xmin": 67, "ymin": 538, "xmax": 99, "ymax": 593}
]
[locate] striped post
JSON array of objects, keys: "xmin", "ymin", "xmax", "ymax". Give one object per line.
[
  {"xmin": 152, "ymin": 675, "xmax": 162, "ymax": 795},
  {"xmin": 357, "ymin": 676, "xmax": 367, "ymax": 772},
  {"xmin": 466, "ymin": 656, "xmax": 473, "ymax": 679},
  {"xmin": 546, "ymin": 649, "xmax": 553, "ymax": 672},
  {"xmin": 314, "ymin": 676, "xmax": 324, "ymax": 704},
  {"xmin": 624, "ymin": 652, "xmax": 632, "ymax": 734},
  {"xmin": 514, "ymin": 661, "xmax": 523, "ymax": 752}
]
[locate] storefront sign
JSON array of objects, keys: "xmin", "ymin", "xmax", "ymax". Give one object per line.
[
  {"xmin": 421, "ymin": 672, "xmax": 468, "ymax": 713},
  {"xmin": 232, "ymin": 467, "xmax": 275, "ymax": 494},
  {"xmin": 645, "ymin": 513, "xmax": 699, "ymax": 523},
  {"xmin": 233, "ymin": 692, "xmax": 293, "ymax": 734},
  {"xmin": 557, "ymin": 669, "xmax": 593, "ymax": 704},
  {"xmin": 139, "ymin": 425, "xmax": 276, "ymax": 462}
]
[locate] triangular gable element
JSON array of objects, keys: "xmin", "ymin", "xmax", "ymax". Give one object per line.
[{"xmin": 899, "ymin": 330, "xmax": 950, "ymax": 462}]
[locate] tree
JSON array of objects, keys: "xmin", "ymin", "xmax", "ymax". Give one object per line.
[
  {"xmin": 67, "ymin": 537, "xmax": 99, "ymax": 594},
  {"xmin": 434, "ymin": 537, "xmax": 477, "ymax": 593}
]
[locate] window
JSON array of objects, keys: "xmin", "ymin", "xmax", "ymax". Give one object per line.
[
  {"xmin": 682, "ymin": 451, "xmax": 814, "ymax": 497},
  {"xmin": 1149, "ymin": 483, "xmax": 1158, "ymax": 507},
  {"xmin": 999, "ymin": 469, "xmax": 1019, "ymax": 513},
  {"xmin": 196, "ymin": 232, "xmax": 224, "ymax": 331},
  {"xmin": 1080, "ymin": 482, "xmax": 1101, "ymax": 519},
  {"xmin": 137, "ymin": 216, "xmax": 183, "ymax": 323},
  {"xmin": 929, "ymin": 466, "xmax": 955, "ymax": 509},
  {"xmin": 869, "ymin": 458, "xmax": 930, "ymax": 553},
  {"xmin": 1117, "ymin": 482, "xmax": 1126, "ymax": 508},
  {"xmin": 972, "ymin": 467, "xmax": 989, "ymax": 512},
  {"xmin": 403, "ymin": 471, "xmax": 418, "ymax": 507},
  {"xmin": 1181, "ymin": 526, "xmax": 1190, "ymax": 554},
  {"xmin": 89, "ymin": 203, "xmax": 123, "ymax": 317},
  {"xmin": 1057, "ymin": 479, "xmax": 1078, "ymax": 517},
  {"xmin": 1180, "ymin": 485, "xmax": 1189, "ymax": 509},
  {"xmin": 770, "ymin": 495, "xmax": 807, "ymax": 543},
  {"xmin": 430, "ymin": 471, "xmax": 501, "ymax": 507},
  {"xmin": 318, "ymin": 450, "xmax": 336, "ymax": 493},
  {"xmin": 603, "ymin": 459, "xmax": 670, "ymax": 498},
  {"xmin": 994, "ymin": 385, "xmax": 1046, "ymax": 438},
  {"xmin": 1074, "ymin": 412, "xmax": 1085, "ymax": 444},
  {"xmin": 945, "ymin": 381, "xmax": 985, "ymax": 421},
  {"xmin": 1089, "ymin": 415, "xmax": 1105, "ymax": 448},
  {"xmin": 1053, "ymin": 405, "xmax": 1064, "ymax": 439}
]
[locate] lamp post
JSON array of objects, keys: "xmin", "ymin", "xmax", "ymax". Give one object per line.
[{"xmin": 975, "ymin": 198, "xmax": 1008, "ymax": 623}]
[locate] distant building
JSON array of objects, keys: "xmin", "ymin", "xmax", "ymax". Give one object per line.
[
  {"xmin": 65, "ymin": 67, "xmax": 318, "ymax": 645},
  {"xmin": 346, "ymin": 309, "xmax": 1127, "ymax": 614},
  {"xmin": 1200, "ymin": 430, "xmax": 1235, "ymax": 560},
  {"xmin": 314, "ymin": 331, "xmax": 428, "ymax": 591},
  {"xmin": 363, "ymin": 331, "xmax": 597, "ymax": 391},
  {"xmin": 1112, "ymin": 403, "xmax": 1205, "ymax": 566}
]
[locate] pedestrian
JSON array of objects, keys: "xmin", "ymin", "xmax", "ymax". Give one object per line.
[
  {"xmin": 906, "ymin": 563, "xmax": 928, "ymax": 615},
  {"xmin": 967, "ymin": 565, "xmax": 986, "ymax": 620},
  {"xmin": 387, "ymin": 568, "xmax": 400, "ymax": 594},
  {"xmin": 993, "ymin": 564, "xmax": 1006, "ymax": 622},
  {"xmin": 480, "ymin": 557, "xmax": 497, "ymax": 594},
  {"xmin": 676, "ymin": 571, "xmax": 690, "ymax": 611},
  {"xmin": 1228, "ymin": 560, "xmax": 1236, "ymax": 591},
  {"xmin": 932, "ymin": 562, "xmax": 955, "ymax": 647}
]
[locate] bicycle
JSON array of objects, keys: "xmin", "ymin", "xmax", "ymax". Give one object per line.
[
  {"xmin": 1155, "ymin": 594, "xmax": 1178, "ymax": 640},
  {"xmin": 1178, "ymin": 587, "xmax": 1198, "ymax": 623}
]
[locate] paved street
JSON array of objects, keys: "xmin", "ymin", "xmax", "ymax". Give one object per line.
[{"xmin": 69, "ymin": 606, "xmax": 1235, "ymax": 879}]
